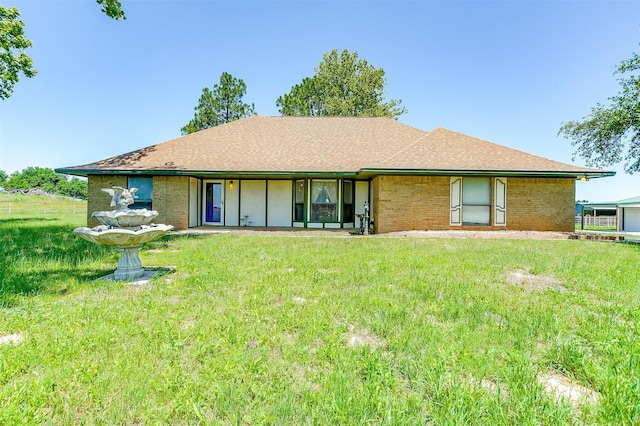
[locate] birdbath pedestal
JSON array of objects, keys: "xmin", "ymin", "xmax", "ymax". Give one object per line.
[{"xmin": 113, "ymin": 245, "xmax": 145, "ymax": 280}]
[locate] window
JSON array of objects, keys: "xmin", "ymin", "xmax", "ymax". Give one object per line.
[
  {"xmin": 462, "ymin": 177, "xmax": 490, "ymax": 225},
  {"xmin": 311, "ymin": 179, "xmax": 337, "ymax": 222},
  {"xmin": 451, "ymin": 177, "xmax": 506, "ymax": 226},
  {"xmin": 343, "ymin": 180, "xmax": 353, "ymax": 222},
  {"xmin": 128, "ymin": 176, "xmax": 153, "ymax": 210},
  {"xmin": 294, "ymin": 180, "xmax": 305, "ymax": 221}
]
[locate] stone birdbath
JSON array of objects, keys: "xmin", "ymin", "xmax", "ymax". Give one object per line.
[{"xmin": 74, "ymin": 186, "xmax": 174, "ymax": 281}]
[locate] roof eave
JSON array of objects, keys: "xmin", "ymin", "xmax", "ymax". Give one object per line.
[
  {"xmin": 56, "ymin": 167, "xmax": 616, "ymax": 180},
  {"xmin": 358, "ymin": 169, "xmax": 616, "ymax": 179},
  {"xmin": 54, "ymin": 168, "xmax": 360, "ymax": 179}
]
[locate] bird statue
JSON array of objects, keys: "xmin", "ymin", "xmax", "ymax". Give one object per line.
[{"xmin": 101, "ymin": 186, "xmax": 139, "ymax": 211}]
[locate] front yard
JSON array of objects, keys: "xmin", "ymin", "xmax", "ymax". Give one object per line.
[{"xmin": 1, "ymin": 209, "xmax": 639, "ymax": 424}]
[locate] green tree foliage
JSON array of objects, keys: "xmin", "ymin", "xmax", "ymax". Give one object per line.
[
  {"xmin": 0, "ymin": 1, "xmax": 124, "ymax": 100},
  {"xmin": 559, "ymin": 49, "xmax": 640, "ymax": 173},
  {"xmin": 277, "ymin": 49, "xmax": 407, "ymax": 119},
  {"xmin": 0, "ymin": 6, "xmax": 37, "ymax": 100},
  {"xmin": 181, "ymin": 72, "xmax": 257, "ymax": 134},
  {"xmin": 0, "ymin": 169, "xmax": 7, "ymax": 183},
  {"xmin": 57, "ymin": 177, "xmax": 88, "ymax": 199},
  {"xmin": 96, "ymin": 0, "xmax": 126, "ymax": 20},
  {"xmin": 277, "ymin": 76, "xmax": 326, "ymax": 116},
  {"xmin": 5, "ymin": 167, "xmax": 87, "ymax": 199}
]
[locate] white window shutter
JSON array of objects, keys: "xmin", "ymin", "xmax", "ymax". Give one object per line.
[
  {"xmin": 450, "ymin": 177, "xmax": 462, "ymax": 226},
  {"xmin": 494, "ymin": 178, "xmax": 507, "ymax": 226}
]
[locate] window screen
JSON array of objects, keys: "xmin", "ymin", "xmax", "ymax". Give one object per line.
[{"xmin": 462, "ymin": 177, "xmax": 490, "ymax": 225}]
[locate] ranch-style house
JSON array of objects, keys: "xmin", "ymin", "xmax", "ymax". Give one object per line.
[{"xmin": 57, "ymin": 116, "xmax": 614, "ymax": 233}]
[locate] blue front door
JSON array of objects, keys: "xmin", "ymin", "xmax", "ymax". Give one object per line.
[{"xmin": 204, "ymin": 181, "xmax": 223, "ymax": 224}]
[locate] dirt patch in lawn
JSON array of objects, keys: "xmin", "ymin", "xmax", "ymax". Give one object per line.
[
  {"xmin": 506, "ymin": 270, "xmax": 567, "ymax": 292},
  {"xmin": 0, "ymin": 333, "xmax": 24, "ymax": 345},
  {"xmin": 538, "ymin": 371, "xmax": 600, "ymax": 409},
  {"xmin": 346, "ymin": 327, "xmax": 386, "ymax": 349}
]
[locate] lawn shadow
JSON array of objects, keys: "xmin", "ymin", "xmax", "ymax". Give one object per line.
[{"xmin": 0, "ymin": 219, "xmax": 115, "ymax": 307}]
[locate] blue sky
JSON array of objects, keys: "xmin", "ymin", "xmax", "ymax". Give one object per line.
[{"xmin": 1, "ymin": 0, "xmax": 638, "ymax": 202}]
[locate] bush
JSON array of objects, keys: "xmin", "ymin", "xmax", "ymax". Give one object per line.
[{"xmin": 4, "ymin": 167, "xmax": 87, "ymax": 199}]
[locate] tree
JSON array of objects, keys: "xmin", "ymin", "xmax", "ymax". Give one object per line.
[
  {"xmin": 181, "ymin": 72, "xmax": 257, "ymax": 134},
  {"xmin": 0, "ymin": 1, "xmax": 124, "ymax": 100},
  {"xmin": 57, "ymin": 176, "xmax": 88, "ymax": 199},
  {"xmin": 277, "ymin": 49, "xmax": 407, "ymax": 119},
  {"xmin": 6, "ymin": 167, "xmax": 64, "ymax": 193},
  {"xmin": 0, "ymin": 6, "xmax": 37, "ymax": 100},
  {"xmin": 277, "ymin": 76, "xmax": 327, "ymax": 117},
  {"xmin": 0, "ymin": 169, "xmax": 7, "ymax": 184},
  {"xmin": 559, "ymin": 49, "xmax": 640, "ymax": 174},
  {"xmin": 96, "ymin": 0, "xmax": 126, "ymax": 20},
  {"xmin": 4, "ymin": 167, "xmax": 87, "ymax": 198}
]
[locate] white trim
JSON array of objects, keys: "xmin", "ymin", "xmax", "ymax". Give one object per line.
[
  {"xmin": 188, "ymin": 177, "xmax": 199, "ymax": 227},
  {"xmin": 450, "ymin": 177, "xmax": 462, "ymax": 226},
  {"xmin": 494, "ymin": 177, "xmax": 507, "ymax": 226}
]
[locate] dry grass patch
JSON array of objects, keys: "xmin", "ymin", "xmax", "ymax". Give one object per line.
[
  {"xmin": 0, "ymin": 333, "xmax": 24, "ymax": 345},
  {"xmin": 346, "ymin": 327, "xmax": 386, "ymax": 349},
  {"xmin": 506, "ymin": 270, "xmax": 568, "ymax": 292},
  {"xmin": 538, "ymin": 371, "xmax": 600, "ymax": 409}
]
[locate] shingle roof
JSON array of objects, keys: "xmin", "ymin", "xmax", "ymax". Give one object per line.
[
  {"xmin": 584, "ymin": 196, "xmax": 640, "ymax": 207},
  {"xmin": 57, "ymin": 116, "xmax": 612, "ymax": 178}
]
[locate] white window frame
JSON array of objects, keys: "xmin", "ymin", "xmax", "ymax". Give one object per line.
[{"xmin": 450, "ymin": 177, "xmax": 507, "ymax": 227}]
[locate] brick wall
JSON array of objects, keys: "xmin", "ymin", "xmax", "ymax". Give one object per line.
[
  {"xmin": 152, "ymin": 176, "xmax": 189, "ymax": 230},
  {"xmin": 372, "ymin": 175, "xmax": 575, "ymax": 233},
  {"xmin": 506, "ymin": 177, "xmax": 575, "ymax": 231},
  {"xmin": 373, "ymin": 176, "xmax": 450, "ymax": 233},
  {"xmin": 87, "ymin": 175, "xmax": 190, "ymax": 229},
  {"xmin": 87, "ymin": 175, "xmax": 127, "ymax": 227}
]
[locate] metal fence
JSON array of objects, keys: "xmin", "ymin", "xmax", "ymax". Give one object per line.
[
  {"xmin": 0, "ymin": 199, "xmax": 87, "ymax": 217},
  {"xmin": 575, "ymin": 215, "xmax": 617, "ymax": 227}
]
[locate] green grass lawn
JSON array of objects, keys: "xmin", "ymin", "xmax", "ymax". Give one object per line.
[
  {"xmin": 575, "ymin": 224, "xmax": 617, "ymax": 232},
  {"xmin": 1, "ymin": 201, "xmax": 639, "ymax": 424},
  {"xmin": 0, "ymin": 193, "xmax": 87, "ymax": 219}
]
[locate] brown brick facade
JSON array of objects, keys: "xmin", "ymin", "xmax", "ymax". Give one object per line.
[
  {"xmin": 372, "ymin": 175, "xmax": 575, "ymax": 233},
  {"xmin": 373, "ymin": 176, "xmax": 451, "ymax": 233},
  {"xmin": 152, "ymin": 176, "xmax": 189, "ymax": 230},
  {"xmin": 506, "ymin": 177, "xmax": 575, "ymax": 231},
  {"xmin": 87, "ymin": 175, "xmax": 127, "ymax": 227},
  {"xmin": 86, "ymin": 175, "xmax": 190, "ymax": 229},
  {"xmin": 87, "ymin": 174, "xmax": 575, "ymax": 233}
]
